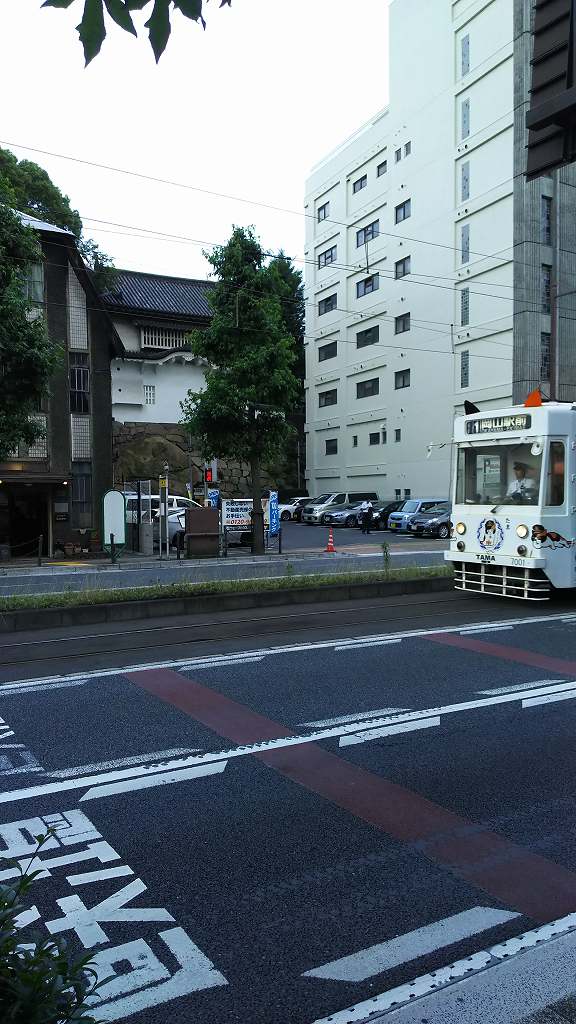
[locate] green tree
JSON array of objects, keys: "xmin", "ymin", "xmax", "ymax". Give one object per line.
[
  {"xmin": 266, "ymin": 253, "xmax": 305, "ymax": 491},
  {"xmin": 0, "ymin": 206, "xmax": 61, "ymax": 459},
  {"xmin": 40, "ymin": 0, "xmax": 231, "ymax": 64},
  {"xmin": 180, "ymin": 226, "xmax": 300, "ymax": 554},
  {"xmin": 0, "ymin": 147, "xmax": 114, "ymax": 289}
]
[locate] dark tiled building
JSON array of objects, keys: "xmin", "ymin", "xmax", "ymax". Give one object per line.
[{"xmin": 0, "ymin": 214, "xmax": 123, "ymax": 558}]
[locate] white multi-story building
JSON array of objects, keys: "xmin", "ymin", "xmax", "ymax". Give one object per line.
[{"xmin": 303, "ymin": 0, "xmax": 552, "ymax": 500}]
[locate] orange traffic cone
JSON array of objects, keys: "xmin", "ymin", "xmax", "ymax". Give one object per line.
[{"xmin": 325, "ymin": 527, "xmax": 336, "ymax": 553}]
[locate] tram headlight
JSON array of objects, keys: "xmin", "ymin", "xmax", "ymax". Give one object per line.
[
  {"xmin": 516, "ymin": 524, "xmax": 529, "ymax": 539},
  {"xmin": 457, "ymin": 541, "xmax": 466, "ymax": 552},
  {"xmin": 517, "ymin": 545, "xmax": 528, "ymax": 556},
  {"xmin": 455, "ymin": 522, "xmax": 466, "ymax": 535}
]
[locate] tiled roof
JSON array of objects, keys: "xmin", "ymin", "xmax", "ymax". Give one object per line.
[{"xmin": 103, "ymin": 269, "xmax": 214, "ymax": 319}]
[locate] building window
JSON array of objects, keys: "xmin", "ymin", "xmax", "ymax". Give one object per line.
[
  {"xmin": 395, "ymin": 429, "xmax": 401, "ymax": 442},
  {"xmin": 352, "ymin": 435, "xmax": 358, "ymax": 447},
  {"xmin": 461, "ymin": 287, "xmax": 470, "ymax": 326},
  {"xmin": 377, "ymin": 160, "xmax": 387, "ymax": 176},
  {"xmin": 318, "ymin": 245, "xmax": 337, "ymax": 269},
  {"xmin": 141, "ymin": 326, "xmax": 188, "ymax": 349},
  {"xmin": 319, "ymin": 388, "xmax": 337, "ymax": 408},
  {"xmin": 395, "ymin": 199, "xmax": 411, "ymax": 224},
  {"xmin": 71, "ymin": 470, "xmax": 92, "ymax": 528},
  {"xmin": 369, "ymin": 431, "xmax": 380, "ymax": 445},
  {"xmin": 356, "ymin": 220, "xmax": 379, "ymax": 247},
  {"xmin": 395, "ymin": 148, "xmax": 402, "ymax": 163},
  {"xmin": 395, "ymin": 368, "xmax": 411, "ymax": 389},
  {"xmin": 382, "ymin": 428, "xmax": 387, "ymax": 444},
  {"xmin": 395, "ymin": 312, "xmax": 411, "ymax": 334},
  {"xmin": 70, "ymin": 414, "xmax": 92, "ymax": 460},
  {"xmin": 318, "ymin": 293, "xmax": 337, "ymax": 315},
  {"xmin": 541, "ymin": 331, "xmax": 551, "ymax": 381},
  {"xmin": 461, "ymin": 161, "xmax": 470, "ymax": 201},
  {"xmin": 460, "ymin": 349, "xmax": 470, "ymax": 389},
  {"xmin": 26, "ymin": 414, "xmax": 48, "ymax": 459},
  {"xmin": 541, "ymin": 196, "xmax": 552, "ymax": 245},
  {"xmin": 144, "ymin": 384, "xmax": 156, "ymax": 405},
  {"xmin": 542, "ymin": 264, "xmax": 552, "ymax": 313},
  {"xmin": 404, "ymin": 488, "xmax": 411, "ymax": 498},
  {"xmin": 356, "ymin": 378, "xmax": 379, "ymax": 399},
  {"xmin": 356, "ymin": 274, "xmax": 379, "ymax": 298},
  {"xmin": 356, "ymin": 324, "xmax": 379, "ymax": 348},
  {"xmin": 395, "ymin": 255, "xmax": 411, "ymax": 279},
  {"xmin": 461, "ymin": 98, "xmax": 470, "ymax": 139},
  {"xmin": 395, "ymin": 488, "xmax": 401, "ymax": 499},
  {"xmin": 352, "ymin": 174, "xmax": 367, "ymax": 193},
  {"xmin": 68, "ymin": 267, "xmax": 88, "ymax": 351},
  {"xmin": 404, "ymin": 141, "xmax": 411, "ymax": 157},
  {"xmin": 461, "ymin": 223, "xmax": 470, "ymax": 264},
  {"xmin": 319, "ymin": 340, "xmax": 337, "ymax": 362},
  {"xmin": 318, "ymin": 202, "xmax": 329, "ymax": 222},
  {"xmin": 23, "ymin": 262, "xmax": 44, "ymax": 308},
  {"xmin": 69, "ymin": 353, "xmax": 90, "ymax": 414},
  {"xmin": 461, "ymin": 33, "xmax": 470, "ymax": 76},
  {"xmin": 325, "ymin": 438, "xmax": 338, "ymax": 455}
]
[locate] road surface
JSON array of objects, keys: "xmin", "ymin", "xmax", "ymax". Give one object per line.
[{"xmin": 3, "ymin": 590, "xmax": 576, "ymax": 1023}]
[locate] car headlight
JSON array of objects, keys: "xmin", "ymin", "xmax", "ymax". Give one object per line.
[
  {"xmin": 516, "ymin": 525, "xmax": 529, "ymax": 539},
  {"xmin": 455, "ymin": 522, "xmax": 466, "ymax": 535}
]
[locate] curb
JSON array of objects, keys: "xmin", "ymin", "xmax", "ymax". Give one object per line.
[{"xmin": 0, "ymin": 575, "xmax": 453, "ymax": 633}]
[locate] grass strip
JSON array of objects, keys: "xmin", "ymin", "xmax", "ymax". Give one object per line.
[{"xmin": 0, "ymin": 564, "xmax": 453, "ymax": 614}]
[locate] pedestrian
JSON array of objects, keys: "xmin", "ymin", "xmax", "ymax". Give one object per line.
[{"xmin": 360, "ymin": 500, "xmax": 373, "ymax": 535}]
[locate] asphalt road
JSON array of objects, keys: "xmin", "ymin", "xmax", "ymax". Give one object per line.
[{"xmin": 4, "ymin": 591, "xmax": 576, "ymax": 1023}]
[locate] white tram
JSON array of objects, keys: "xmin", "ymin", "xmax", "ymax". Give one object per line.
[{"xmin": 446, "ymin": 402, "xmax": 573, "ymax": 600}]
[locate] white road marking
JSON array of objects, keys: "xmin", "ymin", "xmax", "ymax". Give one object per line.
[
  {"xmin": 523, "ymin": 691, "xmax": 576, "ymax": 709},
  {"xmin": 309, "ymin": 912, "xmax": 576, "ymax": 1024},
  {"xmin": 6, "ymin": 678, "xmax": 576, "ymax": 806},
  {"xmin": 459, "ymin": 625, "xmax": 514, "ymax": 635},
  {"xmin": 477, "ymin": 679, "xmax": 564, "ymax": 695},
  {"xmin": 339, "ymin": 717, "xmax": 440, "ymax": 747},
  {"xmin": 80, "ymin": 761, "xmax": 227, "ymax": 801},
  {"xmin": 334, "ymin": 639, "xmax": 402, "ymax": 651},
  {"xmin": 67, "ymin": 865, "xmax": 134, "ymax": 886},
  {"xmin": 0, "ymin": 680, "xmax": 88, "ymax": 695},
  {"xmin": 3, "ymin": 609, "xmax": 576, "ymax": 689},
  {"xmin": 301, "ymin": 708, "xmax": 409, "ymax": 728},
  {"xmin": 49, "ymin": 747, "xmax": 201, "ymax": 778},
  {"xmin": 304, "ymin": 906, "xmax": 519, "ymax": 982}
]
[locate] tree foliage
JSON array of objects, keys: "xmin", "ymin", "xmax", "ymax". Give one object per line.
[
  {"xmin": 0, "ymin": 832, "xmax": 100, "ymax": 1023},
  {"xmin": 41, "ymin": 0, "xmax": 232, "ymax": 64},
  {"xmin": 0, "ymin": 206, "xmax": 61, "ymax": 460},
  {"xmin": 0, "ymin": 147, "xmax": 114, "ymax": 290},
  {"xmin": 180, "ymin": 226, "xmax": 300, "ymax": 552}
]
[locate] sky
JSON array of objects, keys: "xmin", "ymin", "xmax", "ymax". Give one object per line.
[{"xmin": 0, "ymin": 0, "xmax": 390, "ymax": 281}]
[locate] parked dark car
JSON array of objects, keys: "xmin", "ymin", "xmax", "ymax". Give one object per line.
[
  {"xmin": 407, "ymin": 502, "xmax": 452, "ymax": 539},
  {"xmin": 370, "ymin": 500, "xmax": 406, "ymax": 530}
]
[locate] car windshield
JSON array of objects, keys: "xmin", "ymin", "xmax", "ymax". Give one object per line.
[
  {"xmin": 422, "ymin": 504, "xmax": 450, "ymax": 515},
  {"xmin": 456, "ymin": 443, "xmax": 543, "ymax": 506},
  {"xmin": 310, "ymin": 494, "xmax": 332, "ymax": 504},
  {"xmin": 400, "ymin": 500, "xmax": 420, "ymax": 513}
]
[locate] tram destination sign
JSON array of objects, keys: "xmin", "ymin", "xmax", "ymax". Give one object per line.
[{"xmin": 466, "ymin": 413, "xmax": 532, "ymax": 435}]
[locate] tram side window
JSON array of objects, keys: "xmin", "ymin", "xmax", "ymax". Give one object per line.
[{"xmin": 546, "ymin": 441, "xmax": 565, "ymax": 506}]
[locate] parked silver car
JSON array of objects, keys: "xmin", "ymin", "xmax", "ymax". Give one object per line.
[{"xmin": 387, "ymin": 498, "xmax": 449, "ymax": 533}]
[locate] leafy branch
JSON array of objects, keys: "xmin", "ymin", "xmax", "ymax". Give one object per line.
[{"xmin": 41, "ymin": 0, "xmax": 232, "ymax": 64}]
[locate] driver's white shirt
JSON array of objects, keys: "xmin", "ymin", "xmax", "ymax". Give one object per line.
[{"xmin": 506, "ymin": 478, "xmax": 534, "ymax": 497}]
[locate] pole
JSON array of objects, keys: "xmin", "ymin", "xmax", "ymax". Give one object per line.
[
  {"xmin": 110, "ymin": 533, "xmax": 116, "ymax": 565},
  {"xmin": 550, "ymin": 170, "xmax": 561, "ymax": 401},
  {"xmin": 136, "ymin": 479, "xmax": 142, "ymax": 554},
  {"xmin": 278, "ymin": 527, "xmax": 282, "ymax": 555},
  {"xmin": 37, "ymin": 534, "xmax": 43, "ymax": 567},
  {"xmin": 297, "ymin": 439, "xmax": 301, "ymax": 491}
]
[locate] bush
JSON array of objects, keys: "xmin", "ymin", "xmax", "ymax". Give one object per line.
[{"xmin": 0, "ymin": 833, "xmax": 100, "ymax": 1023}]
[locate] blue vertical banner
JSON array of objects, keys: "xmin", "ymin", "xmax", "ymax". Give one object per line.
[
  {"xmin": 269, "ymin": 490, "xmax": 279, "ymax": 536},
  {"xmin": 207, "ymin": 488, "xmax": 220, "ymax": 508}
]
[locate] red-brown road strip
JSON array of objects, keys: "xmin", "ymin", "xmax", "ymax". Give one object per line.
[
  {"xmin": 426, "ymin": 631, "xmax": 576, "ymax": 675},
  {"xmin": 126, "ymin": 667, "xmax": 576, "ymax": 924}
]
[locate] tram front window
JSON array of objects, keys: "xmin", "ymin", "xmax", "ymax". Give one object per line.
[{"xmin": 456, "ymin": 444, "xmax": 542, "ymax": 505}]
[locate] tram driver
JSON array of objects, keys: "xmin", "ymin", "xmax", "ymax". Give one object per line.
[{"xmin": 506, "ymin": 461, "xmax": 538, "ymax": 503}]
